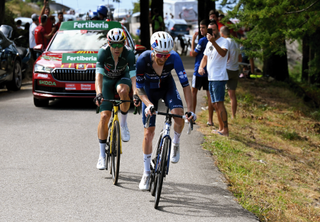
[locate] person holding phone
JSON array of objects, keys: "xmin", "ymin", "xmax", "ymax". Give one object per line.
[
  {"xmin": 190, "ymin": 20, "xmax": 214, "ymax": 126},
  {"xmin": 198, "ymin": 21, "xmax": 229, "ymax": 137},
  {"xmin": 39, "ymin": 0, "xmax": 53, "ymax": 44}
]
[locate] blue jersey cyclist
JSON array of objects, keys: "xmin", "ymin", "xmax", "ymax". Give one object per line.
[
  {"xmin": 136, "ymin": 31, "xmax": 196, "ymax": 191},
  {"xmin": 94, "ymin": 28, "xmax": 138, "ymax": 170}
]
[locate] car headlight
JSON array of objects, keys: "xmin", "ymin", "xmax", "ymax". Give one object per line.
[{"xmin": 34, "ymin": 64, "xmax": 54, "ymax": 73}]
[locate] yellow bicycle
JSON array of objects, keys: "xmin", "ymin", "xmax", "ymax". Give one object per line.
[{"xmin": 96, "ymin": 99, "xmax": 132, "ymax": 185}]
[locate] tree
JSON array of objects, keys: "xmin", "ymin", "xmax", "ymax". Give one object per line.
[
  {"xmin": 140, "ymin": 0, "xmax": 150, "ymax": 49},
  {"xmin": 223, "ymin": 0, "xmax": 320, "ymax": 82},
  {"xmin": 0, "ymin": 0, "xmax": 5, "ymax": 26}
]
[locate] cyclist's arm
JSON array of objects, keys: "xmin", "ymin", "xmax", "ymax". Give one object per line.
[
  {"xmin": 95, "ymin": 49, "xmax": 106, "ymax": 99},
  {"xmin": 183, "ymin": 85, "xmax": 193, "ymax": 114},
  {"xmin": 172, "ymin": 52, "xmax": 193, "ymax": 113},
  {"xmin": 136, "ymin": 54, "xmax": 153, "ymax": 108},
  {"xmin": 127, "ymin": 50, "xmax": 138, "ymax": 95}
]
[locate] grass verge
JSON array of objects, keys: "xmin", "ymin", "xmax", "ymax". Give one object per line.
[{"xmin": 197, "ymin": 77, "xmax": 320, "ymax": 222}]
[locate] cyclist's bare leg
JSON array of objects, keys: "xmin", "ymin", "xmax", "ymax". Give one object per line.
[
  {"xmin": 98, "ymin": 110, "xmax": 112, "ymax": 140},
  {"xmin": 143, "ymin": 126, "xmax": 155, "ymax": 155},
  {"xmin": 117, "ymin": 83, "xmax": 131, "ymax": 112},
  {"xmin": 142, "ymin": 127, "xmax": 155, "ymax": 174},
  {"xmin": 171, "ymin": 108, "xmax": 185, "ymax": 135}
]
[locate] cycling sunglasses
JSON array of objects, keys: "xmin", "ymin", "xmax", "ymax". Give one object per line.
[
  {"xmin": 155, "ymin": 52, "xmax": 171, "ymax": 59},
  {"xmin": 109, "ymin": 42, "xmax": 124, "ymax": 48}
]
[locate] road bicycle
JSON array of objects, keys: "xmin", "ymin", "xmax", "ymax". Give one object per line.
[
  {"xmin": 145, "ymin": 106, "xmax": 193, "ymax": 209},
  {"xmin": 96, "ymin": 99, "xmax": 132, "ymax": 185}
]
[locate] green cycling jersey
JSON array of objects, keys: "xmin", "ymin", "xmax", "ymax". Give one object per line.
[{"xmin": 96, "ymin": 45, "xmax": 135, "ymax": 79}]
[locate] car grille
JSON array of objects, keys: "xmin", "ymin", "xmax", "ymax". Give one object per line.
[{"xmin": 52, "ymin": 68, "xmax": 95, "ymax": 81}]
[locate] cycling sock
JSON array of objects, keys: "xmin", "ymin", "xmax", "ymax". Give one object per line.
[
  {"xmin": 99, "ymin": 139, "xmax": 106, "ymax": 158},
  {"xmin": 172, "ymin": 131, "xmax": 181, "ymax": 144},
  {"xmin": 143, "ymin": 153, "xmax": 151, "ymax": 175},
  {"xmin": 119, "ymin": 111, "xmax": 128, "ymax": 127}
]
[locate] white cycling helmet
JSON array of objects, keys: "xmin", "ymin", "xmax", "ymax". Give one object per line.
[
  {"xmin": 150, "ymin": 31, "xmax": 174, "ymax": 53},
  {"xmin": 107, "ymin": 28, "xmax": 126, "ymax": 42}
]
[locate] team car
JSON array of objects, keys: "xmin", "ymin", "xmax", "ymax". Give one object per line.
[{"xmin": 32, "ymin": 21, "xmax": 137, "ymax": 107}]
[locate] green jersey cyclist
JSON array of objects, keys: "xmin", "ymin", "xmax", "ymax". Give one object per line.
[{"xmin": 94, "ymin": 28, "xmax": 139, "ymax": 170}]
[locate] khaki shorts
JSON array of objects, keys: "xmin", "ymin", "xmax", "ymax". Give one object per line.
[{"xmin": 226, "ymin": 69, "xmax": 239, "ymax": 90}]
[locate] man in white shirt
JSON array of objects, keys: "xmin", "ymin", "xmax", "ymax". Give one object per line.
[
  {"xmin": 221, "ymin": 26, "xmax": 241, "ymax": 119},
  {"xmin": 29, "ymin": 14, "xmax": 39, "ymax": 60},
  {"xmin": 198, "ymin": 21, "xmax": 229, "ymax": 136}
]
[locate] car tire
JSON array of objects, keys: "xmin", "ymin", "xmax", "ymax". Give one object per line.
[
  {"xmin": 34, "ymin": 97, "xmax": 49, "ymax": 107},
  {"xmin": 6, "ymin": 60, "xmax": 22, "ymax": 91}
]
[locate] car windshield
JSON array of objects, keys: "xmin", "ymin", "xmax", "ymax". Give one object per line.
[
  {"xmin": 48, "ymin": 30, "xmax": 109, "ymax": 51},
  {"xmin": 173, "ymin": 25, "xmax": 188, "ymax": 31}
]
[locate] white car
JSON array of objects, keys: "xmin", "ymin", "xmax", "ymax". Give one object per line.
[{"xmin": 113, "ymin": 8, "xmax": 130, "ymax": 21}]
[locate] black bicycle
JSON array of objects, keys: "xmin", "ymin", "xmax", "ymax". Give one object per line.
[{"xmin": 145, "ymin": 107, "xmax": 193, "ymax": 209}]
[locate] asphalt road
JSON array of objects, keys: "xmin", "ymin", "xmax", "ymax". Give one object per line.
[{"xmin": 0, "ymin": 56, "xmax": 258, "ymax": 221}]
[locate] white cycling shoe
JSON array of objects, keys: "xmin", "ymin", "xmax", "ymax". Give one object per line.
[
  {"xmin": 139, "ymin": 174, "xmax": 151, "ymax": 191},
  {"xmin": 170, "ymin": 143, "xmax": 180, "ymax": 164},
  {"xmin": 96, "ymin": 156, "xmax": 106, "ymax": 170},
  {"xmin": 121, "ymin": 123, "xmax": 130, "ymax": 142}
]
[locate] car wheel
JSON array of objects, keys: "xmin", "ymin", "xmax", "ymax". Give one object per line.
[
  {"xmin": 6, "ymin": 60, "xmax": 22, "ymax": 91},
  {"xmin": 33, "ymin": 97, "xmax": 49, "ymax": 107}
]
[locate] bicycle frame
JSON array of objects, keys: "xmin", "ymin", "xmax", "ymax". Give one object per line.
[{"xmin": 108, "ymin": 104, "xmax": 122, "ymax": 154}]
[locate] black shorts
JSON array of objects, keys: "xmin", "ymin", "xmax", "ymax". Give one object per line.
[{"xmin": 191, "ymin": 75, "xmax": 209, "ymax": 91}]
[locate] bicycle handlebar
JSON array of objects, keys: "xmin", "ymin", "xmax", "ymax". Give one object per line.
[
  {"xmin": 144, "ymin": 110, "xmax": 193, "ymax": 134},
  {"xmin": 95, "ymin": 99, "xmax": 133, "ymax": 114}
]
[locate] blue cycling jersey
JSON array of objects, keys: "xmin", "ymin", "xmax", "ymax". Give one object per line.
[
  {"xmin": 194, "ymin": 36, "xmax": 208, "ymax": 77},
  {"xmin": 136, "ymin": 50, "xmax": 189, "ymax": 89}
]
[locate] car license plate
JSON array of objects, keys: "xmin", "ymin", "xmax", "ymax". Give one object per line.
[{"xmin": 65, "ymin": 83, "xmax": 94, "ymax": 91}]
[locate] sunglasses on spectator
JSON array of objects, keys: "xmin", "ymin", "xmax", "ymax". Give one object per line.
[
  {"xmin": 155, "ymin": 52, "xmax": 170, "ymax": 59},
  {"xmin": 109, "ymin": 42, "xmax": 124, "ymax": 48}
]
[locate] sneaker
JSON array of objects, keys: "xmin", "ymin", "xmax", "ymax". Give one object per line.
[
  {"xmin": 170, "ymin": 143, "xmax": 180, "ymax": 163},
  {"xmin": 139, "ymin": 174, "xmax": 151, "ymax": 191},
  {"xmin": 121, "ymin": 123, "xmax": 130, "ymax": 142},
  {"xmin": 96, "ymin": 156, "xmax": 106, "ymax": 170}
]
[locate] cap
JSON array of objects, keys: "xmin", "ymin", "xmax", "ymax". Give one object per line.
[{"xmin": 31, "ymin": 13, "xmax": 39, "ymax": 21}]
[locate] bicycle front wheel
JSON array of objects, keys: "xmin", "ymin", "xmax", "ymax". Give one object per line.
[
  {"xmin": 154, "ymin": 137, "xmax": 169, "ymax": 209},
  {"xmin": 111, "ymin": 120, "xmax": 121, "ymax": 185},
  {"xmin": 151, "ymin": 130, "xmax": 163, "ymax": 196}
]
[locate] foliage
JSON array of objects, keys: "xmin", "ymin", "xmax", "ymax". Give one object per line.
[
  {"xmin": 132, "ymin": 1, "xmax": 140, "ymax": 14},
  {"xmin": 220, "ymin": 0, "xmax": 320, "ymax": 57}
]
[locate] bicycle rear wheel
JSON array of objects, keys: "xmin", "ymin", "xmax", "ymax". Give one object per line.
[
  {"xmin": 154, "ymin": 137, "xmax": 169, "ymax": 209},
  {"xmin": 111, "ymin": 120, "xmax": 121, "ymax": 185}
]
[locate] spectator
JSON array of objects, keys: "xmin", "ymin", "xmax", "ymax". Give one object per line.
[
  {"xmin": 34, "ymin": 15, "xmax": 53, "ymax": 57},
  {"xmin": 152, "ymin": 8, "xmax": 164, "ymax": 32},
  {"xmin": 52, "ymin": 11, "xmax": 63, "ymax": 34},
  {"xmin": 221, "ymin": 26, "xmax": 241, "ymax": 119},
  {"xmin": 190, "ymin": 19, "xmax": 214, "ymax": 126},
  {"xmin": 29, "ymin": 14, "xmax": 39, "ymax": 60},
  {"xmin": 16, "ymin": 20, "xmax": 24, "ymax": 30},
  {"xmin": 198, "ymin": 21, "xmax": 229, "ymax": 136},
  {"xmin": 208, "ymin": 10, "xmax": 223, "ymax": 31},
  {"xmin": 164, "ymin": 13, "xmax": 169, "ymax": 20},
  {"xmin": 39, "ymin": 0, "xmax": 53, "ymax": 41},
  {"xmin": 170, "ymin": 13, "xmax": 174, "ymax": 19}
]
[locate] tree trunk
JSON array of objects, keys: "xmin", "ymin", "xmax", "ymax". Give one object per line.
[
  {"xmin": 302, "ymin": 35, "xmax": 309, "ymax": 82},
  {"xmin": 140, "ymin": 0, "xmax": 151, "ymax": 50},
  {"xmin": 0, "ymin": 1, "xmax": 5, "ymax": 26},
  {"xmin": 263, "ymin": 41, "xmax": 289, "ymax": 81},
  {"xmin": 198, "ymin": 0, "xmax": 215, "ymax": 39}
]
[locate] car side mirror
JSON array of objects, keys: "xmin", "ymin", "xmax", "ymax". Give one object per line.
[{"xmin": 33, "ymin": 44, "xmax": 44, "ymax": 52}]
